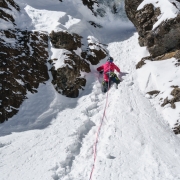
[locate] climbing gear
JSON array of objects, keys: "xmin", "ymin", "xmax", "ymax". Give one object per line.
[
  {"xmin": 101, "ymin": 72, "xmax": 120, "ymax": 93},
  {"xmin": 96, "ymin": 60, "xmax": 120, "ymax": 82},
  {"xmin": 99, "ymin": 70, "xmax": 103, "ymax": 74},
  {"xmin": 89, "ymin": 62, "xmax": 121, "ymax": 179},
  {"xmin": 106, "ymin": 72, "xmax": 121, "ymax": 85}
]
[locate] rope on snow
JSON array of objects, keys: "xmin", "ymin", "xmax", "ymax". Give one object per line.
[{"xmin": 89, "ymin": 74, "xmax": 110, "ymax": 180}]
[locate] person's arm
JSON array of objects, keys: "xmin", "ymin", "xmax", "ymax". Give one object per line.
[
  {"xmin": 113, "ymin": 64, "xmax": 120, "ymax": 73},
  {"xmin": 97, "ymin": 65, "xmax": 104, "ymax": 72}
]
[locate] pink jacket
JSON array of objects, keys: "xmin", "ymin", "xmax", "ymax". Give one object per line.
[{"xmin": 97, "ymin": 61, "xmax": 120, "ymax": 81}]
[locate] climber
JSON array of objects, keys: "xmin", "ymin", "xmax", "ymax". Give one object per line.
[{"xmin": 97, "ymin": 56, "xmax": 121, "ymax": 93}]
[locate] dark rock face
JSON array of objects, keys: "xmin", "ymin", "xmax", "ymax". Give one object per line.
[
  {"xmin": 50, "ymin": 51, "xmax": 90, "ymax": 98},
  {"xmin": 50, "ymin": 31, "xmax": 81, "ymax": 50},
  {"xmin": 0, "ymin": 0, "xmax": 49, "ymax": 123},
  {"xmin": 146, "ymin": 90, "xmax": 160, "ymax": 97},
  {"xmin": 125, "ymin": 0, "xmax": 160, "ymax": 55},
  {"xmin": 146, "ymin": 14, "xmax": 180, "ymax": 57},
  {"xmin": 125, "ymin": 0, "xmax": 143, "ymax": 25},
  {"xmin": 173, "ymin": 120, "xmax": 180, "ymax": 134},
  {"xmin": 136, "ymin": 50, "xmax": 180, "ymax": 69},
  {"xmin": 126, "ymin": 3, "xmax": 160, "ymax": 42},
  {"xmin": 125, "ymin": 0, "xmax": 180, "ymax": 57},
  {"xmin": 0, "ymin": 0, "xmax": 20, "ymax": 24},
  {"xmin": 88, "ymin": 21, "xmax": 102, "ymax": 28},
  {"xmin": 49, "ymin": 31, "xmax": 107, "ymax": 98},
  {"xmin": 159, "ymin": 85, "xmax": 180, "ymax": 134},
  {"xmin": 161, "ymin": 86, "xmax": 180, "ymax": 109},
  {"xmin": 0, "ymin": 30, "xmax": 49, "ymax": 123},
  {"xmin": 1, "ymin": 0, "xmax": 108, "ymax": 122},
  {"xmin": 125, "ymin": 0, "xmax": 180, "ymax": 134},
  {"xmin": 81, "ymin": 0, "xmax": 98, "ymax": 15},
  {"xmin": 49, "ymin": 31, "xmax": 89, "ymax": 98},
  {"xmin": 81, "ymin": 37, "xmax": 107, "ymax": 65},
  {"xmin": 0, "ymin": 0, "xmax": 20, "ymax": 11}
]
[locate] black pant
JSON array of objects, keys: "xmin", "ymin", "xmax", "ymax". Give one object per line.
[{"xmin": 102, "ymin": 73, "xmax": 120, "ymax": 93}]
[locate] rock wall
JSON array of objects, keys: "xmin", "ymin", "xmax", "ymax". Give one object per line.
[
  {"xmin": 0, "ymin": 0, "xmax": 49, "ymax": 123},
  {"xmin": 49, "ymin": 31, "xmax": 107, "ymax": 98},
  {"xmin": 0, "ymin": 0, "xmax": 108, "ymax": 122},
  {"xmin": 81, "ymin": 0, "xmax": 98, "ymax": 15},
  {"xmin": 125, "ymin": 0, "xmax": 180, "ymax": 58},
  {"xmin": 125, "ymin": 0, "xmax": 180, "ymax": 134}
]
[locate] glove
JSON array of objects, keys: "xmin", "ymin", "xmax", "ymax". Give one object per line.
[{"xmin": 99, "ymin": 70, "xmax": 103, "ymax": 74}]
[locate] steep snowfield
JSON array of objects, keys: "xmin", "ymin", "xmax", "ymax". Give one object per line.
[
  {"xmin": 1, "ymin": 0, "xmax": 180, "ymax": 180},
  {"xmin": 1, "ymin": 33, "xmax": 180, "ymax": 180}
]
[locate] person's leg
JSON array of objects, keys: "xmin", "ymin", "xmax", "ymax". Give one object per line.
[
  {"xmin": 110, "ymin": 73, "xmax": 120, "ymax": 85},
  {"xmin": 102, "ymin": 80, "xmax": 109, "ymax": 93}
]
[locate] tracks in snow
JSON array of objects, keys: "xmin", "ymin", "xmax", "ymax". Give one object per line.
[
  {"xmin": 51, "ymin": 81, "xmax": 107, "ymax": 180},
  {"xmin": 2, "ymin": 34, "xmax": 180, "ymax": 180},
  {"xmin": 53, "ymin": 34, "xmax": 180, "ymax": 180}
]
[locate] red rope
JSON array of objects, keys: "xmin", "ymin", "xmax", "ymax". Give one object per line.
[{"xmin": 89, "ymin": 87, "xmax": 109, "ymax": 180}]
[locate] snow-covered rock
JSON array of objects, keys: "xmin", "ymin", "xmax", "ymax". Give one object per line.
[
  {"xmin": 0, "ymin": 0, "xmax": 49, "ymax": 123},
  {"xmin": 49, "ymin": 31, "xmax": 107, "ymax": 98},
  {"xmin": 125, "ymin": 0, "xmax": 180, "ymax": 133},
  {"xmin": 125, "ymin": 0, "xmax": 180, "ymax": 57}
]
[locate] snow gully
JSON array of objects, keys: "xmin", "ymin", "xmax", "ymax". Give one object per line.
[{"xmin": 89, "ymin": 86, "xmax": 110, "ymax": 180}]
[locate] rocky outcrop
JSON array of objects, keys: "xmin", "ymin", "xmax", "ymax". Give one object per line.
[
  {"xmin": 0, "ymin": 30, "xmax": 49, "ymax": 123},
  {"xmin": 125, "ymin": 0, "xmax": 143, "ymax": 26},
  {"xmin": 125, "ymin": 1, "xmax": 160, "ymax": 44},
  {"xmin": 49, "ymin": 32, "xmax": 107, "ymax": 98},
  {"xmin": 125, "ymin": 0, "xmax": 180, "ymax": 58},
  {"xmin": 0, "ymin": 0, "xmax": 20, "ymax": 25},
  {"xmin": 81, "ymin": 36, "xmax": 107, "ymax": 65},
  {"xmin": 145, "ymin": 14, "xmax": 180, "ymax": 57},
  {"xmin": 161, "ymin": 86, "xmax": 180, "ymax": 109},
  {"xmin": 0, "ymin": 0, "xmax": 108, "ymax": 122},
  {"xmin": 49, "ymin": 31, "xmax": 89, "ymax": 98},
  {"xmin": 0, "ymin": 0, "xmax": 112, "ymax": 124},
  {"xmin": 125, "ymin": 0, "xmax": 180, "ymax": 134},
  {"xmin": 81, "ymin": 0, "xmax": 126, "ymax": 18},
  {"xmin": 164, "ymin": 86, "xmax": 180, "ymax": 134},
  {"xmin": 0, "ymin": 0, "xmax": 49, "ymax": 123},
  {"xmin": 50, "ymin": 31, "xmax": 81, "ymax": 50},
  {"xmin": 0, "ymin": 0, "xmax": 20, "ymax": 12},
  {"xmin": 81, "ymin": 0, "xmax": 98, "ymax": 15},
  {"xmin": 173, "ymin": 120, "xmax": 180, "ymax": 134},
  {"xmin": 146, "ymin": 90, "xmax": 160, "ymax": 97},
  {"xmin": 136, "ymin": 50, "xmax": 180, "ymax": 69}
]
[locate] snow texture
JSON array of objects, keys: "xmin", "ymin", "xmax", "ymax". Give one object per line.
[{"xmin": 1, "ymin": 0, "xmax": 180, "ymax": 180}]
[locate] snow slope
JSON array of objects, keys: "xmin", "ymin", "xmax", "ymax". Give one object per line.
[
  {"xmin": 1, "ymin": 0, "xmax": 180, "ymax": 180},
  {"xmin": 1, "ymin": 32, "xmax": 180, "ymax": 180}
]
